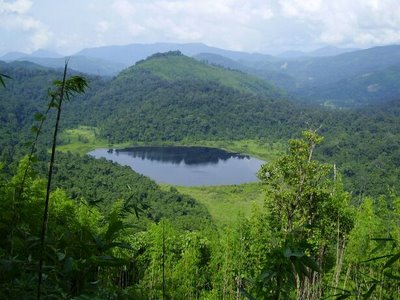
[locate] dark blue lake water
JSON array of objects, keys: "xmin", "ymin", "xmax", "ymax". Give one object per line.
[{"xmin": 88, "ymin": 146, "xmax": 264, "ymax": 186}]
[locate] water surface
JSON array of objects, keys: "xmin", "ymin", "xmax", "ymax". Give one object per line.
[{"xmin": 88, "ymin": 146, "xmax": 264, "ymax": 186}]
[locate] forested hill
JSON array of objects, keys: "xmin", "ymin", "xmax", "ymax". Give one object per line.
[
  {"xmin": 133, "ymin": 51, "xmax": 285, "ymax": 98},
  {"xmin": 197, "ymin": 45, "xmax": 400, "ymax": 107},
  {"xmin": 1, "ymin": 54, "xmax": 400, "ymax": 196},
  {"xmin": 71, "ymin": 51, "xmax": 313, "ymax": 142},
  {"xmin": 0, "ymin": 60, "xmax": 107, "ymax": 167},
  {"xmin": 2, "ymin": 57, "xmax": 400, "ymax": 299}
]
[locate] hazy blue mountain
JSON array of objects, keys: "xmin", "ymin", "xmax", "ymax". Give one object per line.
[
  {"xmin": 1, "ymin": 55, "xmax": 124, "ymax": 76},
  {"xmin": 277, "ymin": 46, "xmax": 359, "ymax": 58},
  {"xmin": 233, "ymin": 45, "xmax": 400, "ymax": 106},
  {"xmin": 18, "ymin": 56, "xmax": 125, "ymax": 76},
  {"xmin": 0, "ymin": 60, "xmax": 49, "ymax": 70},
  {"xmin": 3, "ymin": 43, "xmax": 400, "ymax": 107},
  {"xmin": 275, "ymin": 45, "xmax": 400, "ymax": 87},
  {"xmin": 1, "ymin": 51, "xmax": 27, "ymax": 61},
  {"xmin": 30, "ymin": 49, "xmax": 62, "ymax": 58},
  {"xmin": 1, "ymin": 49, "xmax": 62, "ymax": 60},
  {"xmin": 75, "ymin": 42, "xmax": 277, "ymax": 67},
  {"xmin": 277, "ymin": 50, "xmax": 309, "ymax": 59},
  {"xmin": 194, "ymin": 52, "xmax": 297, "ymax": 91},
  {"xmin": 309, "ymin": 46, "xmax": 359, "ymax": 57},
  {"xmin": 296, "ymin": 65, "xmax": 400, "ymax": 107}
]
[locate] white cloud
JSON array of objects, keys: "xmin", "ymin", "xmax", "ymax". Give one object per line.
[
  {"xmin": 2, "ymin": 0, "xmax": 400, "ymax": 55},
  {"xmin": 108, "ymin": 0, "xmax": 276, "ymax": 51},
  {"xmin": 278, "ymin": 0, "xmax": 400, "ymax": 48},
  {"xmin": 112, "ymin": 0, "xmax": 136, "ymax": 19},
  {"xmin": 0, "ymin": 0, "xmax": 32, "ymax": 14},
  {"xmin": 0, "ymin": 0, "xmax": 52, "ymax": 52},
  {"xmin": 31, "ymin": 27, "xmax": 52, "ymax": 49},
  {"xmin": 97, "ymin": 20, "xmax": 110, "ymax": 33}
]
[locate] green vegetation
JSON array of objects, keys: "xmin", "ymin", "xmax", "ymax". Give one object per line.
[
  {"xmin": 2, "ymin": 52, "xmax": 400, "ymax": 196},
  {"xmin": 135, "ymin": 51, "xmax": 285, "ymax": 98},
  {"xmin": 50, "ymin": 152, "xmax": 211, "ymax": 230},
  {"xmin": 173, "ymin": 183, "xmax": 263, "ymax": 228},
  {"xmin": 2, "ymin": 126, "xmax": 400, "ymax": 298},
  {"xmin": 201, "ymin": 45, "xmax": 400, "ymax": 107},
  {"xmin": 1, "ymin": 51, "xmax": 400, "ymax": 298},
  {"xmin": 58, "ymin": 126, "xmax": 131, "ymax": 153}
]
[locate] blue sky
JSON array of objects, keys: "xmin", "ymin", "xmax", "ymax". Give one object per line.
[{"xmin": 1, "ymin": 0, "xmax": 400, "ymax": 55}]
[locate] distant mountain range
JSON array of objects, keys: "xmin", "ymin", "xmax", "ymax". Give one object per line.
[
  {"xmin": 1, "ymin": 42, "xmax": 400, "ymax": 107},
  {"xmin": 277, "ymin": 46, "xmax": 360, "ymax": 58},
  {"xmin": 2, "ymin": 50, "xmax": 400, "ymax": 196},
  {"xmin": 195, "ymin": 45, "xmax": 400, "ymax": 107}
]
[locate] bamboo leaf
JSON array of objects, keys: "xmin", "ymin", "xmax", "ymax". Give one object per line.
[
  {"xmin": 362, "ymin": 254, "xmax": 394, "ymax": 263},
  {"xmin": 34, "ymin": 112, "xmax": 46, "ymax": 122},
  {"xmin": 383, "ymin": 271, "xmax": 400, "ymax": 280},
  {"xmin": 0, "ymin": 73, "xmax": 11, "ymax": 88},
  {"xmin": 362, "ymin": 283, "xmax": 376, "ymax": 299},
  {"xmin": 31, "ymin": 125, "xmax": 39, "ymax": 134},
  {"xmin": 383, "ymin": 252, "xmax": 400, "ymax": 269}
]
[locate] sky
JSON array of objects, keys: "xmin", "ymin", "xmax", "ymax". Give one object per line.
[{"xmin": 1, "ymin": 0, "xmax": 400, "ymax": 56}]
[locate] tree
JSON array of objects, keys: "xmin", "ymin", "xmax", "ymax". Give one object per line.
[
  {"xmin": 37, "ymin": 62, "xmax": 88, "ymax": 299},
  {"xmin": 257, "ymin": 130, "xmax": 353, "ymax": 299}
]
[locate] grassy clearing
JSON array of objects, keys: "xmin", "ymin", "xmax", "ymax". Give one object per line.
[
  {"xmin": 168, "ymin": 183, "xmax": 264, "ymax": 228},
  {"xmin": 58, "ymin": 126, "xmax": 130, "ymax": 154}
]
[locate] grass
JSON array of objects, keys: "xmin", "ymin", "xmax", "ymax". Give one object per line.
[
  {"xmin": 58, "ymin": 126, "xmax": 130, "ymax": 153},
  {"xmin": 170, "ymin": 183, "xmax": 264, "ymax": 228}
]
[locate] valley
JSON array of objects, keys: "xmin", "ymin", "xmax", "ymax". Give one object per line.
[{"xmin": 1, "ymin": 43, "xmax": 400, "ymax": 299}]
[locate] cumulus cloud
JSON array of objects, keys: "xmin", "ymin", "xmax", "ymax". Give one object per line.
[
  {"xmin": 109, "ymin": 0, "xmax": 275, "ymax": 51},
  {"xmin": 106, "ymin": 0, "xmax": 400, "ymax": 52},
  {"xmin": 278, "ymin": 0, "xmax": 400, "ymax": 48},
  {"xmin": 0, "ymin": 0, "xmax": 32, "ymax": 14},
  {"xmin": 1, "ymin": 0, "xmax": 400, "ymax": 55},
  {"xmin": 0, "ymin": 0, "xmax": 52, "ymax": 52}
]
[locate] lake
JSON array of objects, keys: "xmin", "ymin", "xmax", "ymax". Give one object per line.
[{"xmin": 88, "ymin": 146, "xmax": 264, "ymax": 186}]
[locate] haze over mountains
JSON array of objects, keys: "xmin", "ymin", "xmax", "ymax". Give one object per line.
[{"xmin": 2, "ymin": 42, "xmax": 399, "ymax": 107}]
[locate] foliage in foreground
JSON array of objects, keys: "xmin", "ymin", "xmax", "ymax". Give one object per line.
[{"xmin": 1, "ymin": 131, "xmax": 400, "ymax": 299}]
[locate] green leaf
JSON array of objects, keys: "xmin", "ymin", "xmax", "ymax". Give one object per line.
[
  {"xmin": 362, "ymin": 283, "xmax": 376, "ymax": 299},
  {"xmin": 31, "ymin": 125, "xmax": 39, "ymax": 133},
  {"xmin": 383, "ymin": 252, "xmax": 400, "ymax": 269},
  {"xmin": 34, "ymin": 112, "xmax": 46, "ymax": 122},
  {"xmin": 383, "ymin": 271, "xmax": 400, "ymax": 280},
  {"xmin": 0, "ymin": 73, "xmax": 11, "ymax": 88},
  {"xmin": 362, "ymin": 254, "xmax": 394, "ymax": 263}
]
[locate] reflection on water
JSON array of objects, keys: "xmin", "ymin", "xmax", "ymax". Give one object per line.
[
  {"xmin": 115, "ymin": 146, "xmax": 250, "ymax": 165},
  {"xmin": 88, "ymin": 146, "xmax": 264, "ymax": 186}
]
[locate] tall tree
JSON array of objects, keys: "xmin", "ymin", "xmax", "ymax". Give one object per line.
[
  {"xmin": 37, "ymin": 62, "xmax": 88, "ymax": 299},
  {"xmin": 257, "ymin": 130, "xmax": 353, "ymax": 299}
]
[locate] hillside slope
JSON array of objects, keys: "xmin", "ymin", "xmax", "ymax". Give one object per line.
[
  {"xmin": 200, "ymin": 45, "xmax": 400, "ymax": 107},
  {"xmin": 73, "ymin": 51, "xmax": 309, "ymax": 142}
]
